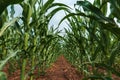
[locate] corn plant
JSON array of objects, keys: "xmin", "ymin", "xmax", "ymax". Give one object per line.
[
  {"xmin": 0, "ymin": 0, "xmax": 70, "ymax": 80},
  {"xmin": 1, "ymin": 0, "xmax": 120, "ymax": 80},
  {"xmin": 59, "ymin": 0, "xmax": 120, "ymax": 79}
]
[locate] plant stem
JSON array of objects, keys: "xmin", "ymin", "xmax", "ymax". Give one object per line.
[{"xmin": 20, "ymin": 59, "xmax": 27, "ymax": 80}]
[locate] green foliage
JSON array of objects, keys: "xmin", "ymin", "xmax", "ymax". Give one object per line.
[
  {"xmin": 59, "ymin": 0, "xmax": 120, "ymax": 79},
  {"xmin": 0, "ymin": 50, "xmax": 20, "ymax": 70},
  {"xmin": 0, "ymin": 17, "xmax": 18, "ymax": 37},
  {"xmin": 0, "ymin": 0, "xmax": 70, "ymax": 80},
  {"xmin": 0, "ymin": 0, "xmax": 120, "ymax": 80}
]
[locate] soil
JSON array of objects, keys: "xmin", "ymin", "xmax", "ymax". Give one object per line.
[
  {"xmin": 36, "ymin": 55, "xmax": 83, "ymax": 80},
  {"xmin": 3, "ymin": 55, "xmax": 120, "ymax": 80},
  {"xmin": 3, "ymin": 55, "xmax": 83, "ymax": 80}
]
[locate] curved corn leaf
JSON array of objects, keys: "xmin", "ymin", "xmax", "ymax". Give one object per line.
[
  {"xmin": 0, "ymin": 17, "xmax": 19, "ymax": 37},
  {"xmin": 0, "ymin": 50, "xmax": 20, "ymax": 70},
  {"xmin": 40, "ymin": 0, "xmax": 54, "ymax": 14},
  {"xmin": 47, "ymin": 7, "xmax": 71, "ymax": 21},
  {"xmin": 59, "ymin": 12, "xmax": 101, "ymax": 26},
  {"xmin": 59, "ymin": 13, "xmax": 120, "ymax": 39},
  {"xmin": 48, "ymin": 3, "xmax": 72, "ymax": 10},
  {"xmin": 76, "ymin": 1, "xmax": 115, "ymax": 25}
]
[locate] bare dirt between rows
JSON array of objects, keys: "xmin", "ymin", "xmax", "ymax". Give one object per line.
[
  {"xmin": 3, "ymin": 55, "xmax": 120, "ymax": 80},
  {"xmin": 37, "ymin": 55, "xmax": 83, "ymax": 80},
  {"xmin": 4, "ymin": 55, "xmax": 83, "ymax": 80}
]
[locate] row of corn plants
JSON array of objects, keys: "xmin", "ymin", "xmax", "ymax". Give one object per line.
[
  {"xmin": 0, "ymin": 0, "xmax": 70, "ymax": 80},
  {"xmin": 1, "ymin": 0, "xmax": 120, "ymax": 80},
  {"xmin": 60, "ymin": 0, "xmax": 120, "ymax": 80}
]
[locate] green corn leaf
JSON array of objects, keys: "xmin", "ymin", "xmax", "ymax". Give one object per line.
[
  {"xmin": 59, "ymin": 12, "xmax": 98, "ymax": 26},
  {"xmin": 76, "ymin": 1, "xmax": 115, "ymax": 24},
  {"xmin": 59, "ymin": 13, "xmax": 82, "ymax": 26},
  {"xmin": 91, "ymin": 46, "xmax": 101, "ymax": 61},
  {"xmin": 0, "ymin": 50, "xmax": 20, "ymax": 70},
  {"xmin": 100, "ymin": 1, "xmax": 108, "ymax": 16},
  {"xmin": 48, "ymin": 3, "xmax": 72, "ymax": 10},
  {"xmin": 109, "ymin": 0, "xmax": 120, "ymax": 12},
  {"xmin": 101, "ymin": 23, "xmax": 120, "ymax": 39},
  {"xmin": 40, "ymin": 0, "xmax": 54, "ymax": 14},
  {"xmin": 47, "ymin": 7, "xmax": 70, "ymax": 21},
  {"xmin": 20, "ymin": 3, "xmax": 31, "ymax": 23},
  {"xmin": 59, "ymin": 12, "xmax": 120, "ymax": 39},
  {"xmin": 109, "ymin": 42, "xmax": 120, "ymax": 65},
  {"xmin": 109, "ymin": 0, "xmax": 120, "ymax": 19},
  {"xmin": 0, "ymin": 17, "xmax": 19, "ymax": 37},
  {"xmin": 15, "ymin": 21, "xmax": 23, "ymax": 35}
]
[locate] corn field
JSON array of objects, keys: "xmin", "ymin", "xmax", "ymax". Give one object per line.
[{"xmin": 0, "ymin": 0, "xmax": 120, "ymax": 80}]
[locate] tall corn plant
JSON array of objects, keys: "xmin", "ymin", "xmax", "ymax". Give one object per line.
[
  {"xmin": 60, "ymin": 0, "xmax": 120, "ymax": 79},
  {"xmin": 0, "ymin": 0, "xmax": 70, "ymax": 80}
]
